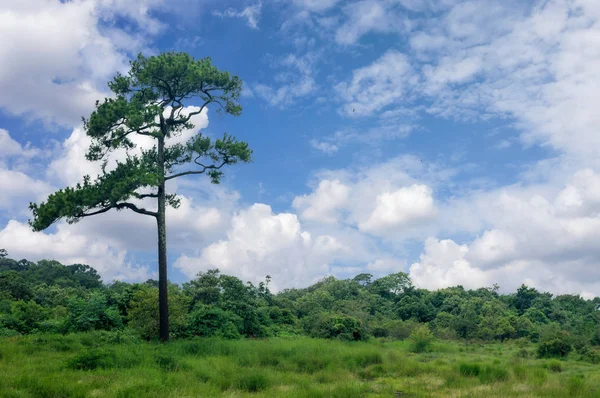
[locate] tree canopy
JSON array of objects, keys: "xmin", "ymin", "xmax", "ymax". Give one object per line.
[{"xmin": 28, "ymin": 52, "xmax": 251, "ymax": 340}]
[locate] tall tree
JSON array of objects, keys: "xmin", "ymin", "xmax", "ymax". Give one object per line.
[{"xmin": 28, "ymin": 52, "xmax": 251, "ymax": 341}]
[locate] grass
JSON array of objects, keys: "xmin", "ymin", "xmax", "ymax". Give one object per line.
[{"xmin": 1, "ymin": 333, "xmax": 600, "ymax": 397}]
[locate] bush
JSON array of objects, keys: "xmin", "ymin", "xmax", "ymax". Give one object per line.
[
  {"xmin": 409, "ymin": 324, "xmax": 434, "ymax": 353},
  {"xmin": 68, "ymin": 347, "xmax": 140, "ymax": 370},
  {"xmin": 128, "ymin": 285, "xmax": 189, "ymax": 340},
  {"xmin": 578, "ymin": 346, "xmax": 600, "ymax": 364},
  {"xmin": 187, "ymin": 304, "xmax": 242, "ymax": 339},
  {"xmin": 65, "ymin": 293, "xmax": 122, "ymax": 333},
  {"xmin": 68, "ymin": 348, "xmax": 117, "ymax": 370},
  {"xmin": 458, "ymin": 362, "xmax": 481, "ymax": 377},
  {"xmin": 234, "ymin": 372, "xmax": 270, "ymax": 392},
  {"xmin": 538, "ymin": 338, "xmax": 572, "ymax": 358},
  {"xmin": 478, "ymin": 365, "xmax": 510, "ymax": 383},
  {"xmin": 0, "ymin": 327, "xmax": 20, "ymax": 337},
  {"xmin": 304, "ymin": 313, "xmax": 366, "ymax": 341},
  {"xmin": 544, "ymin": 359, "xmax": 563, "ymax": 373}
]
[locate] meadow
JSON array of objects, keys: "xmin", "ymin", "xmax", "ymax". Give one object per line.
[{"xmin": 1, "ymin": 332, "xmax": 599, "ymax": 398}]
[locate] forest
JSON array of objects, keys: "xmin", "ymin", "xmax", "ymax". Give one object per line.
[{"xmin": 1, "ymin": 253, "xmax": 599, "ymax": 358}]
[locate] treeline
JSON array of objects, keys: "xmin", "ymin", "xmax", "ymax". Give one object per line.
[{"xmin": 1, "ymin": 254, "xmax": 599, "ymax": 354}]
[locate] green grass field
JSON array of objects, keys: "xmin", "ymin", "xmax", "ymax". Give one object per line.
[{"xmin": 1, "ymin": 333, "xmax": 599, "ymax": 397}]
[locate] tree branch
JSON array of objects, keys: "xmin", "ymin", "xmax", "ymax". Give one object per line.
[
  {"xmin": 165, "ymin": 160, "xmax": 228, "ymax": 181},
  {"xmin": 79, "ymin": 202, "xmax": 157, "ymax": 218}
]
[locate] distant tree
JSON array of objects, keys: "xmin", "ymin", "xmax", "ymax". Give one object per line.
[
  {"xmin": 28, "ymin": 52, "xmax": 251, "ymax": 340},
  {"xmin": 369, "ymin": 272, "xmax": 413, "ymax": 299},
  {"xmin": 0, "ymin": 249, "xmax": 7, "ymax": 258}
]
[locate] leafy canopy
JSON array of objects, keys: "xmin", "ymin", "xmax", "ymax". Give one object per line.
[{"xmin": 29, "ymin": 52, "xmax": 251, "ymax": 231}]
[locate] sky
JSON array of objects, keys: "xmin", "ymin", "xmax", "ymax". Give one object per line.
[{"xmin": 1, "ymin": 0, "xmax": 600, "ymax": 297}]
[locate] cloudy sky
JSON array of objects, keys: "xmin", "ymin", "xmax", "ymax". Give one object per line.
[{"xmin": 1, "ymin": 0, "xmax": 599, "ymax": 297}]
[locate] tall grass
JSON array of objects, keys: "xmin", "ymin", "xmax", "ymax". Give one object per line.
[{"xmin": 0, "ymin": 333, "xmax": 599, "ymax": 397}]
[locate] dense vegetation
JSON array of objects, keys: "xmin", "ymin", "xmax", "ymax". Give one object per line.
[
  {"xmin": 2, "ymin": 334, "xmax": 600, "ymax": 397},
  {"xmin": 1, "ymin": 254, "xmax": 599, "ymax": 362}
]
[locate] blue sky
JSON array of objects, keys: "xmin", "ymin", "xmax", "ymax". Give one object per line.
[{"xmin": 1, "ymin": 0, "xmax": 600, "ymax": 297}]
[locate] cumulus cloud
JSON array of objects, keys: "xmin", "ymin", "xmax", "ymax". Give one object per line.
[
  {"xmin": 174, "ymin": 203, "xmax": 350, "ymax": 289},
  {"xmin": 0, "ymin": 129, "xmax": 39, "ymax": 159},
  {"xmin": 0, "ymin": 220, "xmax": 153, "ymax": 282},
  {"xmin": 293, "ymin": 179, "xmax": 349, "ymax": 223},
  {"xmin": 293, "ymin": 156, "xmax": 447, "ymax": 241},
  {"xmin": 359, "ymin": 184, "xmax": 437, "ymax": 234},
  {"xmin": 0, "ymin": 0, "xmax": 164, "ymax": 126},
  {"xmin": 411, "ymin": 168, "xmax": 600, "ymax": 296},
  {"xmin": 0, "ymin": 169, "xmax": 53, "ymax": 212}
]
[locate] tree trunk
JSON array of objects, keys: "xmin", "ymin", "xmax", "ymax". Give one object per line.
[{"xmin": 157, "ymin": 135, "xmax": 169, "ymax": 341}]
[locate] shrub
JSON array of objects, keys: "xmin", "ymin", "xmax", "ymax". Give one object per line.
[
  {"xmin": 458, "ymin": 362, "xmax": 481, "ymax": 377},
  {"xmin": 538, "ymin": 338, "xmax": 572, "ymax": 358},
  {"xmin": 68, "ymin": 348, "xmax": 117, "ymax": 370},
  {"xmin": 544, "ymin": 359, "xmax": 563, "ymax": 373},
  {"xmin": 304, "ymin": 313, "xmax": 366, "ymax": 341},
  {"xmin": 576, "ymin": 345, "xmax": 600, "ymax": 364},
  {"xmin": 0, "ymin": 328, "xmax": 20, "ymax": 337},
  {"xmin": 187, "ymin": 304, "xmax": 242, "ymax": 339},
  {"xmin": 128, "ymin": 285, "xmax": 189, "ymax": 340},
  {"xmin": 68, "ymin": 347, "xmax": 139, "ymax": 370},
  {"xmin": 409, "ymin": 324, "xmax": 434, "ymax": 353},
  {"xmin": 65, "ymin": 293, "xmax": 122, "ymax": 333},
  {"xmin": 478, "ymin": 365, "xmax": 510, "ymax": 383},
  {"xmin": 234, "ymin": 372, "xmax": 270, "ymax": 393}
]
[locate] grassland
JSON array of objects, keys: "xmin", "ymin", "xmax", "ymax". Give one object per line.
[{"xmin": 0, "ymin": 333, "xmax": 599, "ymax": 397}]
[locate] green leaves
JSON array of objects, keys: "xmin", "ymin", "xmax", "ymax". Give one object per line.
[
  {"xmin": 31, "ymin": 51, "xmax": 251, "ymax": 239},
  {"xmin": 29, "ymin": 156, "xmax": 159, "ymax": 231}
]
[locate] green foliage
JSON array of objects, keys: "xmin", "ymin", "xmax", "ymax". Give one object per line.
[
  {"xmin": 409, "ymin": 324, "xmax": 435, "ymax": 353},
  {"xmin": 29, "ymin": 52, "xmax": 251, "ymax": 232},
  {"xmin": 187, "ymin": 304, "xmax": 242, "ymax": 339},
  {"xmin": 68, "ymin": 348, "xmax": 118, "ymax": 370},
  {"xmin": 128, "ymin": 285, "xmax": 189, "ymax": 340},
  {"xmin": 0, "ymin": 253, "xmax": 599, "ymax": 348},
  {"xmin": 544, "ymin": 359, "xmax": 563, "ymax": 372},
  {"xmin": 65, "ymin": 292, "xmax": 122, "ymax": 333},
  {"xmin": 538, "ymin": 335, "xmax": 573, "ymax": 358}
]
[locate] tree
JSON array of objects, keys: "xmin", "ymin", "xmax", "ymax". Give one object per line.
[
  {"xmin": 28, "ymin": 52, "xmax": 251, "ymax": 340},
  {"xmin": 0, "ymin": 249, "xmax": 7, "ymax": 258}
]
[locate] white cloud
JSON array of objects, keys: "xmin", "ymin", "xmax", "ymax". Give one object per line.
[
  {"xmin": 253, "ymin": 52, "xmax": 319, "ymax": 107},
  {"xmin": 411, "ymin": 168, "xmax": 600, "ymax": 296},
  {"xmin": 293, "ymin": 179, "xmax": 349, "ymax": 223},
  {"xmin": 335, "ymin": 50, "xmax": 415, "ymax": 117},
  {"xmin": 0, "ymin": 169, "xmax": 53, "ymax": 212},
  {"xmin": 48, "ymin": 107, "xmax": 209, "ymax": 185},
  {"xmin": 293, "ymin": 156, "xmax": 449, "ymax": 241},
  {"xmin": 0, "ymin": 220, "xmax": 153, "ymax": 282},
  {"xmin": 213, "ymin": 2, "xmax": 262, "ymax": 29},
  {"xmin": 335, "ymin": 0, "xmax": 410, "ymax": 45},
  {"xmin": 174, "ymin": 203, "xmax": 350, "ymax": 289},
  {"xmin": 359, "ymin": 184, "xmax": 437, "ymax": 234},
  {"xmin": 0, "ymin": 0, "xmax": 164, "ymax": 126},
  {"xmin": 293, "ymin": 0, "xmax": 341, "ymax": 12},
  {"xmin": 0, "ymin": 129, "xmax": 39, "ymax": 159},
  {"xmin": 310, "ymin": 139, "xmax": 338, "ymax": 154}
]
